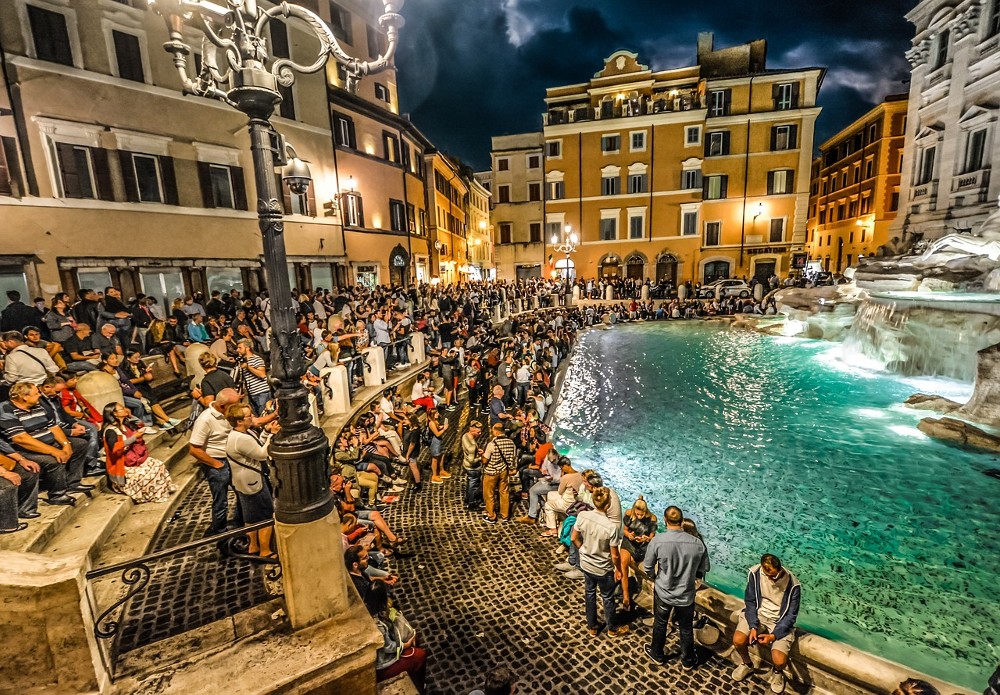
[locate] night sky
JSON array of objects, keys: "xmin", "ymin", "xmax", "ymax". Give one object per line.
[{"xmin": 392, "ymin": 0, "xmax": 916, "ymax": 171}]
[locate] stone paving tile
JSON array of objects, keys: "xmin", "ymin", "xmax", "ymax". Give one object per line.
[
  {"xmin": 383, "ymin": 400, "xmax": 774, "ymax": 695},
  {"xmin": 109, "ymin": 392, "xmax": 773, "ymax": 693},
  {"xmin": 115, "ymin": 482, "xmax": 275, "ymax": 655}
]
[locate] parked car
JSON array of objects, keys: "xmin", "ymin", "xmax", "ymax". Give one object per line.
[{"xmin": 697, "ymin": 278, "xmax": 752, "ymax": 299}]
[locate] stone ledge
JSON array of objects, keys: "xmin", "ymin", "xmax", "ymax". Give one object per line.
[
  {"xmin": 111, "ymin": 598, "xmax": 381, "ymax": 695},
  {"xmin": 691, "ymin": 585, "xmax": 977, "ymax": 695}
]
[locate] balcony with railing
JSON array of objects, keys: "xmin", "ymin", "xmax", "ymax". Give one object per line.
[
  {"xmin": 543, "ymin": 89, "xmax": 702, "ymax": 126},
  {"xmin": 953, "ymin": 167, "xmax": 990, "ymax": 193},
  {"xmin": 911, "ymin": 180, "xmax": 939, "ymax": 211}
]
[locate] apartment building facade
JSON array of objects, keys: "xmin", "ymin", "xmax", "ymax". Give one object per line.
[
  {"xmin": 489, "ymin": 132, "xmax": 545, "ymax": 281},
  {"xmin": 805, "ymin": 96, "xmax": 908, "ymax": 272},
  {"xmin": 467, "ymin": 176, "xmax": 493, "ymax": 279},
  {"xmin": 541, "ymin": 35, "xmax": 823, "ymax": 286},
  {"xmin": 893, "ymin": 0, "xmax": 1000, "ymax": 244},
  {"xmin": 424, "ymin": 150, "xmax": 469, "ymax": 285},
  {"xmin": 0, "ymin": 0, "xmax": 434, "ymax": 301}
]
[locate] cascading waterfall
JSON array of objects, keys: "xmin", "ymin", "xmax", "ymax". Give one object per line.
[{"xmin": 840, "ymin": 296, "xmax": 1000, "ymax": 382}]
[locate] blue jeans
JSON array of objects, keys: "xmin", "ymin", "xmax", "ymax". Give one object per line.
[
  {"xmin": 584, "ymin": 569, "xmax": 618, "ymax": 631},
  {"xmin": 464, "ymin": 467, "xmax": 482, "ymax": 508},
  {"xmin": 124, "ymin": 395, "xmax": 152, "ymax": 426},
  {"xmin": 75, "ymin": 420, "xmax": 100, "ymax": 464},
  {"xmin": 650, "ymin": 594, "xmax": 696, "ymax": 665},
  {"xmin": 202, "ymin": 461, "xmax": 232, "ymax": 536},
  {"xmin": 527, "ymin": 479, "xmax": 556, "ymax": 519},
  {"xmin": 249, "ymin": 391, "xmax": 270, "ymax": 417}
]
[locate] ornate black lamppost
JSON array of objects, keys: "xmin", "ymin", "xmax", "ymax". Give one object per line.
[{"xmin": 147, "ymin": 0, "xmax": 404, "ymax": 524}]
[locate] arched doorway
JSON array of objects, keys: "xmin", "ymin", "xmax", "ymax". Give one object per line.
[
  {"xmin": 554, "ymin": 257, "xmax": 576, "ymax": 281},
  {"xmin": 625, "ymin": 253, "xmax": 645, "ymax": 280},
  {"xmin": 703, "ymin": 260, "xmax": 730, "ymax": 284},
  {"xmin": 599, "ymin": 254, "xmax": 621, "ymax": 278},
  {"xmin": 389, "ymin": 245, "xmax": 409, "ymax": 287},
  {"xmin": 656, "ymin": 253, "xmax": 678, "ymax": 286}
]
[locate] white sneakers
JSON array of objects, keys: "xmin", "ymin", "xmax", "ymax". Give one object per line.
[
  {"xmin": 732, "ymin": 664, "xmax": 784, "ymax": 694},
  {"xmin": 731, "ymin": 663, "xmax": 754, "ymax": 682}
]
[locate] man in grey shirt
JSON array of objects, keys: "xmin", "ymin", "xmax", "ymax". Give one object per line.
[
  {"xmin": 643, "ymin": 505, "xmax": 710, "ymax": 668},
  {"xmin": 572, "ymin": 487, "xmax": 628, "ymax": 637}
]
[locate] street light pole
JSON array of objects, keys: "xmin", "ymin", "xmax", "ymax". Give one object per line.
[
  {"xmin": 147, "ymin": 0, "xmax": 405, "ymax": 526},
  {"xmin": 551, "ymin": 224, "xmax": 579, "ymax": 295}
]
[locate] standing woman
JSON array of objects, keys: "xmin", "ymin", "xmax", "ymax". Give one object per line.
[
  {"xmin": 225, "ymin": 403, "xmax": 276, "ymax": 558},
  {"xmin": 43, "ymin": 297, "xmax": 76, "ymax": 344},
  {"xmin": 618, "ymin": 496, "xmax": 658, "ymax": 611},
  {"xmin": 427, "ymin": 407, "xmax": 449, "ymax": 484},
  {"xmin": 101, "ymin": 403, "xmax": 176, "ymax": 503}
]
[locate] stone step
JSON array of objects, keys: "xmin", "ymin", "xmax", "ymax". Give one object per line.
[{"xmin": 377, "ymin": 674, "xmax": 420, "ymax": 695}]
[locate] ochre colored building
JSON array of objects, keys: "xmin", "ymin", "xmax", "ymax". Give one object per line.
[
  {"xmin": 806, "ymin": 95, "xmax": 908, "ymax": 272},
  {"xmin": 540, "ymin": 34, "xmax": 824, "ymax": 286},
  {"xmin": 0, "ymin": 0, "xmax": 436, "ymax": 299}
]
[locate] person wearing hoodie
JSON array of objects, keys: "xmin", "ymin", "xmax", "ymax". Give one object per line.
[{"xmin": 731, "ymin": 553, "xmax": 802, "ymax": 694}]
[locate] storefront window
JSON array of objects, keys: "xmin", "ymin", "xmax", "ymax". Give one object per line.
[
  {"xmin": 77, "ymin": 269, "xmax": 112, "ymax": 292},
  {"xmin": 0, "ymin": 267, "xmax": 29, "ymax": 301},
  {"xmin": 206, "ymin": 267, "xmax": 243, "ymax": 295},
  {"xmin": 139, "ymin": 269, "xmax": 185, "ymax": 306}
]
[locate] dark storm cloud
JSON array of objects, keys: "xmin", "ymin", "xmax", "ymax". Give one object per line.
[{"xmin": 394, "ymin": 1, "xmax": 915, "ymax": 169}]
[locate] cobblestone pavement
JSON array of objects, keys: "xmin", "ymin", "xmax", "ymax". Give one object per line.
[
  {"xmin": 115, "ymin": 483, "xmax": 275, "ymax": 655},
  {"xmin": 382, "ymin": 400, "xmax": 774, "ymax": 695},
  {"xmin": 111, "ymin": 392, "xmax": 774, "ymax": 692}
]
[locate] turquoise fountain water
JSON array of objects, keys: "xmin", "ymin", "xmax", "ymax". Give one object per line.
[{"xmin": 553, "ymin": 322, "xmax": 998, "ymax": 690}]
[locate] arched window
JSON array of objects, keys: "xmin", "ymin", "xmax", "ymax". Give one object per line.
[
  {"xmin": 626, "ymin": 254, "xmax": 645, "ymax": 280},
  {"xmin": 656, "ymin": 253, "xmax": 678, "ymax": 285},
  {"xmin": 704, "ymin": 260, "xmax": 730, "ymax": 284},
  {"xmin": 600, "ymin": 255, "xmax": 621, "ymax": 278}
]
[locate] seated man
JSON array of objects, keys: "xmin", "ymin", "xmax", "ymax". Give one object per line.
[
  {"xmin": 92, "ymin": 323, "xmax": 123, "ymax": 358},
  {"xmin": 0, "ymin": 381, "xmax": 91, "ymax": 506},
  {"xmin": 0, "ymin": 448, "xmax": 40, "ymax": 532},
  {"xmin": 731, "ymin": 553, "xmax": 802, "ymax": 694},
  {"xmin": 540, "ymin": 457, "xmax": 582, "ymax": 537},
  {"xmin": 2, "ymin": 330, "xmax": 60, "ymax": 387},
  {"xmin": 60, "ymin": 323, "xmax": 102, "ymax": 373},
  {"xmin": 330, "ymin": 472, "xmax": 407, "ymax": 547}
]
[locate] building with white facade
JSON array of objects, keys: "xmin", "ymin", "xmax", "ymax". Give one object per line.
[{"xmin": 895, "ymin": 0, "xmax": 1000, "ymax": 243}]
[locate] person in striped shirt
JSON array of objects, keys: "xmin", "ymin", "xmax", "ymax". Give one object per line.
[{"xmin": 236, "ymin": 339, "xmax": 271, "ymax": 416}]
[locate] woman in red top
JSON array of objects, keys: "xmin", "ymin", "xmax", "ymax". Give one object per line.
[
  {"xmin": 59, "ymin": 373, "xmax": 101, "ymax": 425},
  {"xmin": 101, "ymin": 402, "xmax": 176, "ymax": 503}
]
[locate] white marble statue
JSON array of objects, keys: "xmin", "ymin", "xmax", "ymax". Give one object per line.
[{"xmin": 920, "ymin": 194, "xmax": 1000, "ymax": 262}]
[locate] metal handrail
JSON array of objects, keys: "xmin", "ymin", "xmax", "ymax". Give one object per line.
[
  {"xmin": 86, "ymin": 520, "xmax": 277, "ymax": 580},
  {"xmin": 85, "ymin": 520, "xmax": 281, "ymax": 645}
]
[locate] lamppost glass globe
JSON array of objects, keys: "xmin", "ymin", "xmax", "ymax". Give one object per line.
[
  {"xmin": 551, "ymin": 234, "xmax": 558, "ymax": 244},
  {"xmin": 569, "ymin": 233, "xmax": 579, "ymax": 245}
]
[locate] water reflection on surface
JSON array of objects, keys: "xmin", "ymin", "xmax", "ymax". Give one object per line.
[{"xmin": 553, "ymin": 322, "xmax": 997, "ymax": 690}]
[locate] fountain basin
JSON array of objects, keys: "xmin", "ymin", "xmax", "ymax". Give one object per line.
[{"xmin": 554, "ymin": 322, "xmax": 997, "ymax": 690}]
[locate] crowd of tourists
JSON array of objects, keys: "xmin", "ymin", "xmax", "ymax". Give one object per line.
[{"xmin": 0, "ymin": 280, "xmax": 974, "ymax": 695}]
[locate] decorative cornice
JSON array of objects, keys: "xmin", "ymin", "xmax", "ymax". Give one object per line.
[
  {"xmin": 952, "ymin": 1, "xmax": 983, "ymax": 40},
  {"xmin": 906, "ymin": 39, "xmax": 931, "ymax": 67}
]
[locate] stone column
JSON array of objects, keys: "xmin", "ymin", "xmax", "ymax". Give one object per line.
[
  {"xmin": 572, "ymin": 285, "xmax": 581, "ymax": 301},
  {"xmin": 362, "ymin": 347, "xmax": 386, "ymax": 386},
  {"xmin": 185, "ymin": 343, "xmax": 211, "ymax": 388},
  {"xmin": 641, "ymin": 284, "xmax": 649, "ymax": 301},
  {"xmin": 75, "ymin": 371, "xmax": 123, "ymax": 415},
  {"xmin": 274, "ymin": 511, "xmax": 353, "ymax": 630},
  {"xmin": 321, "ymin": 366, "xmax": 351, "ymax": 415},
  {"xmin": 408, "ymin": 331, "xmax": 426, "ymax": 364},
  {"xmin": 605, "ymin": 285, "xmax": 614, "ymax": 300},
  {"xmin": 678, "ymin": 284, "xmax": 688, "ymax": 300},
  {"xmin": 0, "ymin": 553, "xmax": 109, "ymax": 694},
  {"xmin": 754, "ymin": 284, "xmax": 764, "ymax": 301}
]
